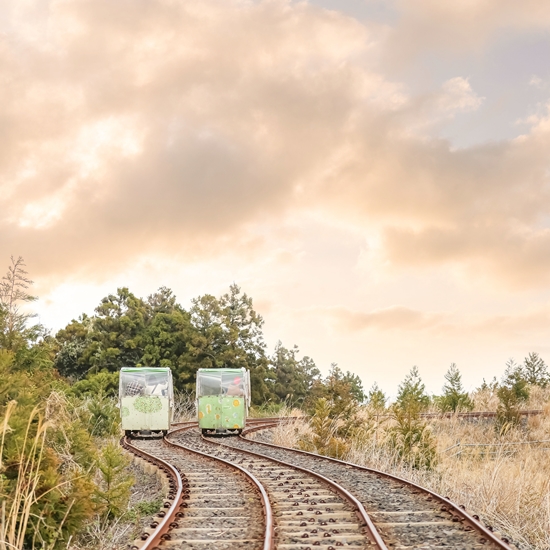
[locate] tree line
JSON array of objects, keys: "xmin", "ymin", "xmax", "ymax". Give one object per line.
[
  {"xmin": 1, "ymin": 256, "xmax": 549, "ymax": 546},
  {"xmin": 53, "ymin": 283, "xmax": 364, "ymax": 407}
]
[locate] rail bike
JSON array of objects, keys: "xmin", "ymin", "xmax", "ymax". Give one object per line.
[
  {"xmin": 196, "ymin": 367, "xmax": 251, "ymax": 435},
  {"xmin": 119, "ymin": 366, "xmax": 174, "ymax": 437}
]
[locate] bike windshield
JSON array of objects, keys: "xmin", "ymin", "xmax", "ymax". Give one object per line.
[
  {"xmin": 120, "ymin": 369, "xmax": 170, "ymax": 398},
  {"xmin": 197, "ymin": 370, "xmax": 223, "ymax": 396}
]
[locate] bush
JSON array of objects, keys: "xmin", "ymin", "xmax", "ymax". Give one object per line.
[
  {"xmin": 496, "ymin": 360, "xmax": 530, "ymax": 434},
  {"xmin": 388, "ymin": 401, "xmax": 437, "ymax": 470},
  {"xmin": 93, "ymin": 442, "xmax": 134, "ymax": 520}
]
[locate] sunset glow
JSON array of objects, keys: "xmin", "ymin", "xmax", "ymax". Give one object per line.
[{"xmin": 3, "ymin": 0, "xmax": 550, "ymax": 394}]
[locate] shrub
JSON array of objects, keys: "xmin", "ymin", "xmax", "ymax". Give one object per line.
[
  {"xmin": 93, "ymin": 442, "xmax": 134, "ymax": 520},
  {"xmin": 388, "ymin": 401, "xmax": 437, "ymax": 470}
]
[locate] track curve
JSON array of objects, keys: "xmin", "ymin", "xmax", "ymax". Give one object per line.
[
  {"xmin": 121, "ymin": 417, "xmax": 517, "ymax": 549},
  {"xmin": 123, "ymin": 424, "xmax": 271, "ymax": 549},
  {"xmin": 232, "ymin": 420, "xmax": 516, "ymax": 549}
]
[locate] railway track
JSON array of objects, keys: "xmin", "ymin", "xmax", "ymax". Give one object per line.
[{"xmin": 121, "ymin": 417, "xmax": 515, "ymax": 549}]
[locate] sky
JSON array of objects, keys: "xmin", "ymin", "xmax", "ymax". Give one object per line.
[{"xmin": 2, "ymin": 0, "xmax": 550, "ymax": 396}]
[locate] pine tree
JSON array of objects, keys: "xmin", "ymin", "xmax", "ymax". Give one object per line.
[
  {"xmin": 189, "ymin": 284, "xmax": 271, "ymax": 404},
  {"xmin": 396, "ymin": 366, "xmax": 430, "ymax": 410},
  {"xmin": 367, "ymin": 382, "xmax": 387, "ymax": 410},
  {"xmin": 93, "ymin": 442, "xmax": 134, "ymax": 519},
  {"xmin": 437, "ymin": 363, "xmax": 473, "ymax": 412},
  {"xmin": 522, "ymin": 352, "xmax": 549, "ymax": 388},
  {"xmin": 496, "ymin": 358, "xmax": 529, "ymax": 434},
  {"xmin": 389, "ymin": 400, "xmax": 437, "ymax": 470},
  {"xmin": 270, "ymin": 341, "xmax": 320, "ymax": 406}
]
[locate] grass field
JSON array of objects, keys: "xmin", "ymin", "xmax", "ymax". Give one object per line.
[{"xmin": 270, "ymin": 390, "xmax": 550, "ymax": 550}]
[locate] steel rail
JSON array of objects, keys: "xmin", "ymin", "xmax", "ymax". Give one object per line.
[
  {"xmin": 240, "ymin": 424, "xmax": 513, "ymax": 549},
  {"xmin": 205, "ymin": 429, "xmax": 388, "ymax": 549},
  {"xmin": 167, "ymin": 424, "xmax": 275, "ymax": 550},
  {"xmin": 121, "ymin": 436, "xmax": 184, "ymax": 550}
]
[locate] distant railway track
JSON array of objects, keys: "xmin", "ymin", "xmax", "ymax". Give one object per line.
[
  {"xmin": 420, "ymin": 409, "xmax": 543, "ymax": 419},
  {"xmin": 121, "ymin": 417, "xmax": 516, "ymax": 549}
]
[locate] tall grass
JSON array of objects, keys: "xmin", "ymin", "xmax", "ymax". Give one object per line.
[
  {"xmin": 173, "ymin": 391, "xmax": 196, "ymax": 422},
  {"xmin": 0, "ymin": 401, "xmax": 71, "ymax": 550},
  {"xmin": 270, "ymin": 398, "xmax": 550, "ymax": 550}
]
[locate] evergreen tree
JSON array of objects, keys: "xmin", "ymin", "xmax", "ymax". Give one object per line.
[
  {"xmin": 146, "ymin": 286, "xmax": 179, "ymax": 315},
  {"xmin": 367, "ymin": 382, "xmax": 387, "ymax": 410},
  {"xmin": 388, "ymin": 400, "xmax": 437, "ymax": 470},
  {"xmin": 522, "ymin": 352, "xmax": 549, "ymax": 388},
  {"xmin": 55, "ymin": 314, "xmax": 94, "ymax": 378},
  {"xmin": 305, "ymin": 364, "xmax": 364, "ymax": 418},
  {"xmin": 396, "ymin": 366, "xmax": 430, "ymax": 410},
  {"xmin": 496, "ymin": 358, "xmax": 530, "ymax": 433},
  {"xmin": 141, "ymin": 307, "xmax": 195, "ymax": 390},
  {"xmin": 437, "ymin": 363, "xmax": 473, "ymax": 412},
  {"xmin": 270, "ymin": 341, "xmax": 320, "ymax": 406},
  {"xmin": 93, "ymin": 442, "xmax": 134, "ymax": 519},
  {"xmin": 188, "ymin": 284, "xmax": 271, "ymax": 404},
  {"xmin": 91, "ymin": 287, "xmax": 149, "ymax": 372},
  {"xmin": 342, "ymin": 370, "xmax": 366, "ymax": 403}
]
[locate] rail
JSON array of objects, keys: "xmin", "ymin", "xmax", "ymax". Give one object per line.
[
  {"xmin": 203, "ymin": 426, "xmax": 387, "ymax": 549},
  {"xmin": 167, "ymin": 424, "xmax": 275, "ymax": 550},
  {"xmin": 121, "ymin": 436, "xmax": 184, "ymax": 549},
  {"xmin": 241, "ymin": 421, "xmax": 514, "ymax": 548}
]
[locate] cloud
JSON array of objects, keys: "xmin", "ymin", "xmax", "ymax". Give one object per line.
[
  {"xmin": 1, "ymin": 0, "xmax": 550, "ymax": 291},
  {"xmin": 322, "ymin": 303, "xmax": 550, "ymax": 343},
  {"xmin": 435, "ymin": 77, "xmax": 484, "ymax": 116},
  {"xmin": 326, "ymin": 305, "xmax": 444, "ymax": 331},
  {"xmin": 385, "ymin": 0, "xmax": 550, "ymax": 63},
  {"xmin": 529, "ymin": 75, "xmax": 544, "ymax": 89},
  {"xmin": 0, "ymin": 0, "xmax": 375, "ymax": 274}
]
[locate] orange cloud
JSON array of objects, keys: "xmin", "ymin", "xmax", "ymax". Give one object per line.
[
  {"xmin": 326, "ymin": 306, "xmax": 445, "ymax": 331},
  {"xmin": 1, "ymin": 0, "xmax": 550, "ymax": 293}
]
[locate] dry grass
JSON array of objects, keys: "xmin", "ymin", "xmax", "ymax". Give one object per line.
[
  {"xmin": 173, "ymin": 391, "xmax": 196, "ymax": 422},
  {"xmin": 0, "ymin": 401, "xmax": 65, "ymax": 550},
  {"xmin": 271, "ymin": 394, "xmax": 550, "ymax": 550}
]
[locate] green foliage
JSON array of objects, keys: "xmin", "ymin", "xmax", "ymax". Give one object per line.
[
  {"xmin": 55, "ymin": 284, "xmax": 289, "ymax": 406},
  {"xmin": 478, "ymin": 376, "xmax": 498, "ymax": 392},
  {"xmin": 367, "ymin": 382, "xmax": 387, "ymax": 410},
  {"xmin": 436, "ymin": 363, "xmax": 473, "ymax": 413},
  {"xmin": 70, "ymin": 371, "xmax": 120, "ymax": 398},
  {"xmin": 93, "ymin": 442, "xmax": 134, "ymax": 520},
  {"xmin": 298, "ymin": 398, "xmax": 350, "ymax": 459},
  {"xmin": 496, "ymin": 359, "xmax": 530, "ymax": 434},
  {"xmin": 522, "ymin": 352, "xmax": 549, "ymax": 388},
  {"xmin": 388, "ymin": 366, "xmax": 436, "ymax": 469},
  {"xmin": 125, "ymin": 497, "xmax": 164, "ymax": 522},
  {"xmin": 388, "ymin": 401, "xmax": 437, "ymax": 470},
  {"xmin": 53, "ymin": 281, "xmax": 367, "ymax": 410},
  {"xmin": 188, "ymin": 284, "xmax": 271, "ymax": 404},
  {"xmin": 0, "ymin": 370, "xmax": 97, "ymax": 548},
  {"xmin": 249, "ymin": 401, "xmax": 287, "ymax": 417},
  {"xmin": 305, "ymin": 364, "xmax": 365, "ymax": 417},
  {"xmin": 86, "ymin": 396, "xmax": 121, "ymax": 437},
  {"xmin": 396, "ymin": 366, "xmax": 430, "ymax": 410},
  {"xmin": 269, "ymin": 342, "xmax": 320, "ymax": 407},
  {"xmin": 54, "ymin": 315, "xmax": 93, "ymax": 379}
]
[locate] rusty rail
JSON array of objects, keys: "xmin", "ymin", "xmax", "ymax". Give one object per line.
[
  {"xmin": 241, "ymin": 424, "xmax": 513, "ymax": 549},
  {"xmin": 121, "ymin": 436, "xmax": 184, "ymax": 549},
  {"xmin": 167, "ymin": 424, "xmax": 275, "ymax": 550},
  {"xmin": 206, "ymin": 428, "xmax": 387, "ymax": 549}
]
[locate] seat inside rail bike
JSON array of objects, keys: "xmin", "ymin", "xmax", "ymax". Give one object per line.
[{"xmin": 196, "ymin": 368, "xmax": 251, "ymax": 435}]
